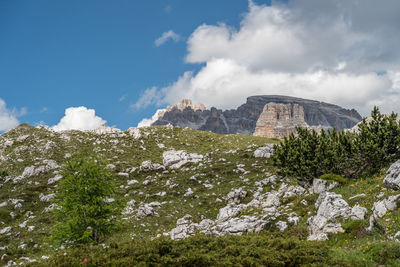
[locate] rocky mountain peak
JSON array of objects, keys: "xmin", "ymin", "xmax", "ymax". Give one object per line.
[
  {"xmin": 166, "ymin": 99, "xmax": 206, "ymax": 112},
  {"xmin": 254, "ymin": 103, "xmax": 308, "ymax": 139}
]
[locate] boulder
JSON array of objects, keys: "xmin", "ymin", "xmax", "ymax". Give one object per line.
[
  {"xmin": 310, "ymin": 179, "xmax": 339, "ymax": 194},
  {"xmin": 307, "ymin": 192, "xmax": 366, "ymax": 240},
  {"xmin": 253, "ymin": 144, "xmax": 275, "ymax": 158},
  {"xmin": 366, "ymin": 194, "xmax": 400, "ymax": 232},
  {"xmin": 162, "ymin": 150, "xmax": 203, "ymax": 169},
  {"xmin": 384, "ymin": 160, "xmax": 400, "ymax": 190},
  {"xmin": 139, "ymin": 160, "xmax": 165, "ymax": 172},
  {"xmin": 225, "ymin": 188, "xmax": 247, "ymax": 204}
]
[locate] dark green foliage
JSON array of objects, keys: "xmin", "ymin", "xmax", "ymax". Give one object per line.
[
  {"xmin": 272, "ymin": 107, "xmax": 400, "ymax": 181},
  {"xmin": 366, "ymin": 242, "xmax": 400, "ymax": 265},
  {"xmin": 36, "ymin": 232, "xmax": 332, "ymax": 266},
  {"xmin": 0, "ymin": 170, "xmax": 8, "ymax": 177},
  {"xmin": 50, "ymin": 155, "xmax": 122, "ymax": 245}
]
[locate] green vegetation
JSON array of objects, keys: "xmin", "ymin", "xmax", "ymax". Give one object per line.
[
  {"xmin": 50, "ymin": 155, "xmax": 122, "ymax": 245},
  {"xmin": 272, "ymin": 107, "xmax": 400, "ymax": 181}
]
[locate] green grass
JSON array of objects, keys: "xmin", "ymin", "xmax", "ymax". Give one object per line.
[{"xmin": 1, "ymin": 124, "xmax": 400, "ymax": 266}]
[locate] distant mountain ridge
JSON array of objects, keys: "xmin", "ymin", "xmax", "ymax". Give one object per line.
[{"xmin": 152, "ymin": 95, "xmax": 362, "ymax": 137}]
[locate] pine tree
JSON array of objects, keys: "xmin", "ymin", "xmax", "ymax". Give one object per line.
[{"xmin": 51, "ymin": 155, "xmax": 121, "ymax": 245}]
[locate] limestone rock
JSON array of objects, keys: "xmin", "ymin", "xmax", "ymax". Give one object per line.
[
  {"xmin": 253, "ymin": 144, "xmax": 275, "ymax": 158},
  {"xmin": 162, "ymin": 150, "xmax": 203, "ymax": 169},
  {"xmin": 225, "ymin": 188, "xmax": 247, "ymax": 204},
  {"xmin": 366, "ymin": 194, "xmax": 400, "ymax": 232},
  {"xmin": 384, "ymin": 160, "xmax": 400, "ymax": 190},
  {"xmin": 310, "ymin": 179, "xmax": 339, "ymax": 194},
  {"xmin": 254, "ymin": 103, "xmax": 309, "ymax": 139},
  {"xmin": 140, "ymin": 160, "xmax": 165, "ymax": 172},
  {"xmin": 308, "ymin": 192, "xmax": 366, "ymax": 240}
]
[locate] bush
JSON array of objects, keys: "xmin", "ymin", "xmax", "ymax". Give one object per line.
[
  {"xmin": 0, "ymin": 170, "xmax": 8, "ymax": 177},
  {"xmin": 37, "ymin": 233, "xmax": 333, "ymax": 266},
  {"xmin": 272, "ymin": 107, "xmax": 400, "ymax": 182},
  {"xmin": 50, "ymin": 155, "xmax": 122, "ymax": 246}
]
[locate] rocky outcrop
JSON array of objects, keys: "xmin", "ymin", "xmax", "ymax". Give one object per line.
[
  {"xmin": 162, "ymin": 150, "xmax": 203, "ymax": 169},
  {"xmin": 384, "ymin": 160, "xmax": 400, "ymax": 190},
  {"xmin": 152, "ymin": 96, "xmax": 362, "ymax": 138},
  {"xmin": 366, "ymin": 194, "xmax": 400, "ymax": 232},
  {"xmin": 253, "ymin": 144, "xmax": 275, "ymax": 158},
  {"xmin": 308, "ymin": 192, "xmax": 366, "ymax": 241},
  {"xmin": 253, "ymin": 103, "xmax": 308, "ymax": 139},
  {"xmin": 166, "ymin": 99, "xmax": 206, "ymax": 112}
]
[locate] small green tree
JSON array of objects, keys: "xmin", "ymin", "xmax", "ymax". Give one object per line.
[{"xmin": 51, "ymin": 155, "xmax": 121, "ymax": 245}]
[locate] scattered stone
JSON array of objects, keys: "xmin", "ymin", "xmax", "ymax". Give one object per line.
[
  {"xmin": 0, "ymin": 226, "xmax": 11, "ymax": 235},
  {"xmin": 47, "ymin": 174, "xmax": 62, "ymax": 185},
  {"xmin": 126, "ymin": 127, "xmax": 141, "ymax": 140},
  {"xmin": 225, "ymin": 188, "xmax": 247, "ymax": 204},
  {"xmin": 39, "ymin": 193, "xmax": 55, "ymax": 202}
]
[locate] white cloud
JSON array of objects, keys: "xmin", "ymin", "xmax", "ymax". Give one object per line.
[
  {"xmin": 53, "ymin": 106, "xmax": 106, "ymax": 131},
  {"xmin": 137, "ymin": 109, "xmax": 166, "ymax": 128},
  {"xmin": 0, "ymin": 98, "xmax": 20, "ymax": 132},
  {"xmin": 136, "ymin": 1, "xmax": 400, "ymax": 117},
  {"xmin": 155, "ymin": 30, "xmax": 181, "ymax": 47}
]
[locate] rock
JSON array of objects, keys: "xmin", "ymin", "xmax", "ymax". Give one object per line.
[
  {"xmin": 0, "ymin": 227, "xmax": 11, "ymax": 235},
  {"xmin": 39, "ymin": 193, "xmax": 55, "ymax": 202},
  {"xmin": 184, "ymin": 188, "xmax": 194, "ymax": 197},
  {"xmin": 253, "ymin": 144, "xmax": 275, "ymax": 158},
  {"xmin": 282, "ymin": 185, "xmax": 306, "ymax": 199},
  {"xmin": 152, "ymin": 95, "xmax": 361, "ymax": 136},
  {"xmin": 288, "ymin": 212, "xmax": 299, "ymax": 225},
  {"xmin": 366, "ymin": 194, "xmax": 400, "ymax": 232},
  {"xmin": 162, "ymin": 150, "xmax": 203, "ymax": 169},
  {"xmin": 310, "ymin": 179, "xmax": 339, "ymax": 194},
  {"xmin": 253, "ymin": 103, "xmax": 309, "ymax": 139},
  {"xmin": 91, "ymin": 125, "xmax": 121, "ymax": 135},
  {"xmin": 216, "ymin": 204, "xmax": 247, "ymax": 222},
  {"xmin": 136, "ymin": 202, "xmax": 162, "ymax": 218},
  {"xmin": 225, "ymin": 188, "xmax": 247, "ymax": 204},
  {"xmin": 140, "ymin": 160, "xmax": 165, "ymax": 172},
  {"xmin": 308, "ymin": 192, "xmax": 366, "ymax": 240},
  {"xmin": 126, "ymin": 127, "xmax": 141, "ymax": 140},
  {"xmin": 118, "ymin": 172, "xmax": 129, "ymax": 178},
  {"xmin": 122, "ymin": 200, "xmax": 136, "ymax": 215},
  {"xmin": 276, "ymin": 221, "xmax": 288, "ymax": 232},
  {"xmin": 47, "ymin": 174, "xmax": 62, "ymax": 185},
  {"xmin": 19, "ymin": 160, "xmax": 59, "ymax": 179},
  {"xmin": 127, "ymin": 179, "xmax": 138, "ymax": 185},
  {"xmin": 384, "ymin": 160, "xmax": 400, "ymax": 190}
]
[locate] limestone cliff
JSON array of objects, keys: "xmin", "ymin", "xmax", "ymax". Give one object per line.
[
  {"xmin": 253, "ymin": 103, "xmax": 308, "ymax": 139},
  {"xmin": 151, "ymin": 95, "xmax": 362, "ymax": 138}
]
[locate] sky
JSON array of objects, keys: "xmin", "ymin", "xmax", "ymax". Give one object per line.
[{"xmin": 1, "ymin": 0, "xmax": 400, "ymax": 132}]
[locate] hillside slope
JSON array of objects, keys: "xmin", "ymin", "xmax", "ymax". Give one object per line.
[{"xmin": 0, "ymin": 124, "xmax": 399, "ymax": 266}]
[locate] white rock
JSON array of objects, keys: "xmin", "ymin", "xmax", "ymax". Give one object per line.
[
  {"xmin": 253, "ymin": 144, "xmax": 275, "ymax": 158},
  {"xmin": 127, "ymin": 179, "xmax": 138, "ymax": 185},
  {"xmin": 127, "ymin": 127, "xmax": 141, "ymax": 140},
  {"xmin": 39, "ymin": 193, "xmax": 55, "ymax": 202},
  {"xmin": 225, "ymin": 188, "xmax": 247, "ymax": 204},
  {"xmin": 163, "ymin": 150, "xmax": 203, "ymax": 169},
  {"xmin": 140, "ymin": 160, "xmax": 165, "ymax": 172},
  {"xmin": 47, "ymin": 174, "xmax": 62, "ymax": 185},
  {"xmin": 384, "ymin": 160, "xmax": 400, "ymax": 190},
  {"xmin": 276, "ymin": 221, "xmax": 288, "ymax": 232},
  {"xmin": 366, "ymin": 194, "xmax": 400, "ymax": 232},
  {"xmin": 0, "ymin": 226, "xmax": 11, "ymax": 235},
  {"xmin": 184, "ymin": 188, "xmax": 194, "ymax": 197},
  {"xmin": 118, "ymin": 172, "xmax": 129, "ymax": 178},
  {"xmin": 310, "ymin": 179, "xmax": 339, "ymax": 194}
]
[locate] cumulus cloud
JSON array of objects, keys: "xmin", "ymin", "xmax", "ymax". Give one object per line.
[
  {"xmin": 136, "ymin": 0, "xmax": 400, "ymax": 117},
  {"xmin": 53, "ymin": 106, "xmax": 106, "ymax": 131},
  {"xmin": 137, "ymin": 109, "xmax": 166, "ymax": 128},
  {"xmin": 155, "ymin": 30, "xmax": 181, "ymax": 47},
  {"xmin": 0, "ymin": 98, "xmax": 21, "ymax": 132}
]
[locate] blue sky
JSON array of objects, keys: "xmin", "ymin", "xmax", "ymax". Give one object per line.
[
  {"xmin": 1, "ymin": 0, "xmax": 269, "ymax": 130},
  {"xmin": 1, "ymin": 0, "xmax": 400, "ymax": 131}
]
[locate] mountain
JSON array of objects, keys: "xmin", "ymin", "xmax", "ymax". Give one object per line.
[
  {"xmin": 152, "ymin": 95, "xmax": 362, "ymax": 138},
  {"xmin": 0, "ymin": 123, "xmax": 399, "ymax": 265}
]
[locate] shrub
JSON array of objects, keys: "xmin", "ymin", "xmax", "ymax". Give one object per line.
[
  {"xmin": 272, "ymin": 107, "xmax": 400, "ymax": 182},
  {"xmin": 50, "ymin": 154, "xmax": 122, "ymax": 246}
]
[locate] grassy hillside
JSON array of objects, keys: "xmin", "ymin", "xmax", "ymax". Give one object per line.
[{"xmin": 0, "ymin": 124, "xmax": 399, "ymax": 266}]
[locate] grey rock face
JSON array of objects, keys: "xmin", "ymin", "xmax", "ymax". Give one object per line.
[
  {"xmin": 152, "ymin": 95, "xmax": 362, "ymax": 135},
  {"xmin": 366, "ymin": 194, "xmax": 400, "ymax": 232},
  {"xmin": 310, "ymin": 179, "xmax": 339, "ymax": 194},
  {"xmin": 384, "ymin": 160, "xmax": 400, "ymax": 190},
  {"xmin": 307, "ymin": 192, "xmax": 366, "ymax": 241},
  {"xmin": 253, "ymin": 144, "xmax": 275, "ymax": 158},
  {"xmin": 162, "ymin": 150, "xmax": 203, "ymax": 169}
]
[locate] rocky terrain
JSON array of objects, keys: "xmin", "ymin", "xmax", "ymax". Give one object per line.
[
  {"xmin": 152, "ymin": 95, "xmax": 362, "ymax": 138},
  {"xmin": 0, "ymin": 124, "xmax": 399, "ymax": 266}
]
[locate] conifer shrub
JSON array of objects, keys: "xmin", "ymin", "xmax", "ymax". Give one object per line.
[
  {"xmin": 50, "ymin": 154, "xmax": 122, "ymax": 246},
  {"xmin": 272, "ymin": 107, "xmax": 400, "ymax": 182}
]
